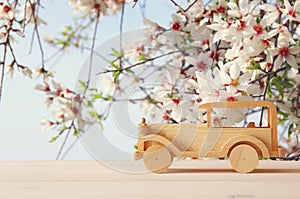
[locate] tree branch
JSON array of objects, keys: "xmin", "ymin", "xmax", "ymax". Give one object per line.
[
  {"xmin": 170, "ymin": 0, "xmax": 190, "ymax": 20},
  {"xmin": 249, "ymin": 65, "xmax": 285, "ymax": 84},
  {"xmin": 98, "ymin": 49, "xmax": 182, "ymax": 74}
]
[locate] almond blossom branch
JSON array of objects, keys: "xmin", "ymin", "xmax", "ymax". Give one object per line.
[
  {"xmin": 27, "ymin": 0, "xmax": 46, "ymax": 69},
  {"xmin": 55, "ymin": 121, "xmax": 74, "ymax": 160},
  {"xmin": 0, "ymin": 41, "xmax": 8, "ymax": 102},
  {"xmin": 249, "ymin": 66, "xmax": 286, "ymax": 85},
  {"xmin": 98, "ymin": 49, "xmax": 182, "ymax": 74},
  {"xmin": 55, "ymin": 8, "xmax": 101, "ymax": 160}
]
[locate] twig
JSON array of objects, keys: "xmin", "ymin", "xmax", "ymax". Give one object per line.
[
  {"xmin": 60, "ymin": 136, "xmax": 80, "ymax": 160},
  {"xmin": 82, "ymin": 10, "xmax": 101, "ymax": 97},
  {"xmin": 170, "ymin": 0, "xmax": 190, "ymax": 20},
  {"xmin": 184, "ymin": 0, "xmax": 198, "ymax": 12},
  {"xmin": 98, "ymin": 50, "xmax": 182, "ymax": 74},
  {"xmin": 259, "ymin": 75, "xmax": 270, "ymax": 127},
  {"xmin": 204, "ymin": 0, "xmax": 215, "ymax": 7},
  {"xmin": 84, "ymin": 47, "xmax": 110, "ymax": 63},
  {"xmin": 119, "ymin": 2, "xmax": 125, "ymax": 69},
  {"xmin": 56, "ymin": 9, "xmax": 101, "ymax": 160},
  {"xmin": 249, "ymin": 64, "xmax": 285, "ymax": 84},
  {"xmin": 132, "ymin": 0, "xmax": 139, "ymax": 8},
  {"xmin": 0, "ymin": 27, "xmax": 10, "ymax": 103},
  {"xmin": 56, "ymin": 125, "xmax": 72, "ymax": 160},
  {"xmin": 138, "ymin": 0, "xmax": 146, "ymax": 20}
]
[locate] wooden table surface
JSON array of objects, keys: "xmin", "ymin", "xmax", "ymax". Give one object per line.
[{"xmin": 0, "ymin": 159, "xmax": 299, "ymax": 199}]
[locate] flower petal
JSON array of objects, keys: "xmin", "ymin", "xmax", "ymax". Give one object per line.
[
  {"xmin": 289, "ymin": 46, "xmax": 300, "ymax": 54},
  {"xmin": 229, "ymin": 63, "xmax": 240, "ymax": 80},
  {"xmin": 286, "ymin": 55, "xmax": 298, "ymax": 70},
  {"xmin": 274, "ymin": 56, "xmax": 283, "ymax": 70}
]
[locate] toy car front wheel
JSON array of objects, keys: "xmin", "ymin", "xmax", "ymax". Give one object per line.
[
  {"xmin": 143, "ymin": 145, "xmax": 173, "ymax": 173},
  {"xmin": 229, "ymin": 144, "xmax": 258, "ymax": 173}
]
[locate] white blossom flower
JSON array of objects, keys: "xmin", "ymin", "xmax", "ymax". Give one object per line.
[
  {"xmin": 40, "ymin": 118, "xmax": 54, "ymax": 132},
  {"xmin": 32, "ymin": 67, "xmax": 44, "ymax": 79},
  {"xmin": 185, "ymin": 53, "xmax": 212, "ymax": 73},
  {"xmin": 219, "ymin": 60, "xmax": 260, "ymax": 95},
  {"xmin": 270, "ymin": 37, "xmax": 300, "ymax": 70},
  {"xmin": 259, "ymin": 3, "xmax": 281, "ymax": 26},
  {"xmin": 21, "ymin": 67, "xmax": 32, "ymax": 78},
  {"xmin": 68, "ymin": 0, "xmax": 107, "ymax": 15},
  {"xmin": 102, "ymin": 74, "xmax": 118, "ymax": 94},
  {"xmin": 141, "ymin": 101, "xmax": 164, "ymax": 123},
  {"xmin": 22, "ymin": 1, "xmax": 46, "ymax": 25},
  {"xmin": 207, "ymin": 14, "xmax": 231, "ymax": 43},
  {"xmin": 186, "ymin": 0, "xmax": 205, "ymax": 19},
  {"xmin": 227, "ymin": 0, "xmax": 260, "ymax": 18},
  {"xmin": 0, "ymin": 1, "xmax": 14, "ymax": 21},
  {"xmin": 281, "ymin": 0, "xmax": 300, "ymax": 22},
  {"xmin": 35, "ymin": 83, "xmax": 49, "ymax": 92},
  {"xmin": 208, "ymin": 0, "xmax": 227, "ymax": 15},
  {"xmin": 5, "ymin": 65, "xmax": 14, "ymax": 78},
  {"xmin": 188, "ymin": 70, "xmax": 223, "ymax": 103}
]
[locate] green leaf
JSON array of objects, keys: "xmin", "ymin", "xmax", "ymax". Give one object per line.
[
  {"xmin": 56, "ymin": 40, "xmax": 68, "ymax": 46},
  {"xmin": 89, "ymin": 88, "xmax": 98, "ymax": 91},
  {"xmin": 113, "ymin": 71, "xmax": 121, "ymax": 83},
  {"xmin": 138, "ymin": 52, "xmax": 147, "ymax": 61},
  {"xmin": 86, "ymin": 100, "xmax": 94, "ymax": 108},
  {"xmin": 125, "ymin": 68, "xmax": 134, "ymax": 73},
  {"xmin": 273, "ymin": 79, "xmax": 284, "ymax": 99},
  {"xmin": 73, "ymin": 129, "xmax": 79, "ymax": 137},
  {"xmin": 246, "ymin": 62, "xmax": 261, "ymax": 70},
  {"xmin": 89, "ymin": 111, "xmax": 99, "ymax": 118},
  {"xmin": 104, "ymin": 94, "xmax": 113, "ymax": 101},
  {"xmin": 267, "ymin": 83, "xmax": 272, "ymax": 98},
  {"xmin": 186, "ymin": 32, "xmax": 194, "ymax": 43},
  {"xmin": 111, "ymin": 48, "xmax": 123, "ymax": 58},
  {"xmin": 91, "ymin": 93, "xmax": 103, "ymax": 100},
  {"xmin": 18, "ymin": 19, "xmax": 25, "ymax": 25},
  {"xmin": 134, "ymin": 145, "xmax": 138, "ymax": 150},
  {"xmin": 49, "ymin": 135, "xmax": 59, "ymax": 143},
  {"xmin": 256, "ymin": 16, "xmax": 261, "ymax": 24},
  {"xmin": 65, "ymin": 25, "xmax": 72, "ymax": 31},
  {"xmin": 277, "ymin": 116, "xmax": 287, "ymax": 125},
  {"xmin": 165, "ymin": 93, "xmax": 172, "ymax": 98},
  {"xmin": 278, "ymin": 111, "xmax": 289, "ymax": 118},
  {"xmin": 79, "ymin": 80, "xmax": 87, "ymax": 89},
  {"xmin": 280, "ymin": 80, "xmax": 294, "ymax": 88},
  {"xmin": 288, "ymin": 123, "xmax": 294, "ymax": 138},
  {"xmin": 110, "ymin": 61, "xmax": 121, "ymax": 69},
  {"xmin": 98, "ymin": 120, "xmax": 104, "ymax": 131}
]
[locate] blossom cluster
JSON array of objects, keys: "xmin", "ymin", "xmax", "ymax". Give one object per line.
[
  {"xmin": 101, "ymin": 0, "xmax": 300, "ymax": 143},
  {"xmin": 36, "ymin": 79, "xmax": 97, "ymax": 142},
  {"xmin": 0, "ymin": 1, "xmax": 126, "ymax": 144},
  {"xmin": 2, "ymin": 0, "xmax": 299, "ymax": 152},
  {"xmin": 0, "ymin": 1, "xmax": 46, "ymax": 79},
  {"xmin": 68, "ymin": 0, "xmax": 128, "ymax": 16}
]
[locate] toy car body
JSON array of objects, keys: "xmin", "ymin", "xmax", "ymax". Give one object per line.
[{"xmin": 133, "ymin": 101, "xmax": 285, "ymax": 173}]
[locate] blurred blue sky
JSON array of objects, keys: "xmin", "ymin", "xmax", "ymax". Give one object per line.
[{"xmin": 0, "ymin": 0, "xmax": 179, "ymax": 160}]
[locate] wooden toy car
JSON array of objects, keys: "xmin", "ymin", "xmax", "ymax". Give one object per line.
[{"xmin": 133, "ymin": 100, "xmax": 285, "ymax": 173}]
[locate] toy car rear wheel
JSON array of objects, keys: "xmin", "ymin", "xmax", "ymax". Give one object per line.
[
  {"xmin": 229, "ymin": 144, "xmax": 258, "ymax": 173},
  {"xmin": 143, "ymin": 145, "xmax": 173, "ymax": 173}
]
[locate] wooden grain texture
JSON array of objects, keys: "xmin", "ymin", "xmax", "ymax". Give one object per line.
[
  {"xmin": 229, "ymin": 144, "xmax": 259, "ymax": 173},
  {"xmin": 136, "ymin": 100, "xmax": 283, "ymax": 173},
  {"xmin": 0, "ymin": 160, "xmax": 299, "ymax": 198},
  {"xmin": 143, "ymin": 145, "xmax": 173, "ymax": 173}
]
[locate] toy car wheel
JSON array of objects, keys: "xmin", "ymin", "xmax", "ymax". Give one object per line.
[
  {"xmin": 229, "ymin": 144, "xmax": 258, "ymax": 173},
  {"xmin": 143, "ymin": 145, "xmax": 173, "ymax": 173}
]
